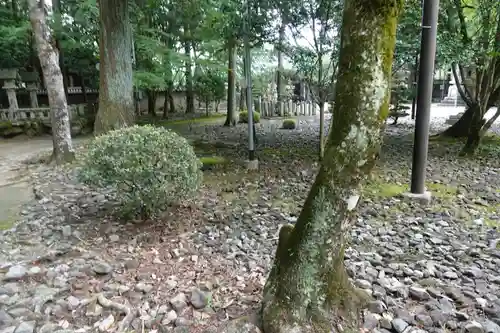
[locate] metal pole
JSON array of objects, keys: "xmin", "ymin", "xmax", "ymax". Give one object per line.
[
  {"xmin": 411, "ymin": 51, "xmax": 419, "ymax": 120},
  {"xmin": 244, "ymin": 0, "xmax": 256, "ymax": 162},
  {"xmin": 410, "ymin": 0, "xmax": 439, "ymax": 194}
]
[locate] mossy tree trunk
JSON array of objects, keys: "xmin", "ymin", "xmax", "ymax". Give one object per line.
[
  {"xmin": 29, "ymin": 0, "xmax": 75, "ymax": 164},
  {"xmin": 261, "ymin": 1, "xmax": 402, "ymax": 332},
  {"xmin": 225, "ymin": 39, "xmax": 237, "ymax": 126},
  {"xmin": 94, "ymin": 0, "xmax": 135, "ymax": 135}
]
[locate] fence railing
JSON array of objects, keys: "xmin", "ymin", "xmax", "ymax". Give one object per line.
[
  {"xmin": 256, "ymin": 99, "xmax": 318, "ymax": 118},
  {"xmin": 0, "ymin": 105, "xmax": 87, "ymax": 123}
]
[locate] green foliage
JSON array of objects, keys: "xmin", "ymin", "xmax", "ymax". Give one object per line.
[
  {"xmin": 194, "ymin": 70, "xmax": 226, "ymax": 112},
  {"xmin": 282, "ymin": 118, "xmax": 297, "ymax": 129},
  {"xmin": 239, "ymin": 110, "xmax": 261, "ymax": 123},
  {"xmin": 78, "ymin": 125, "xmax": 202, "ymax": 219}
]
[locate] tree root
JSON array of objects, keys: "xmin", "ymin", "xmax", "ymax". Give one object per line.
[{"xmin": 81, "ymin": 293, "xmax": 136, "ymax": 332}]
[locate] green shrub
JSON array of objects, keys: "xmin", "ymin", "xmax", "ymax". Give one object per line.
[
  {"xmin": 282, "ymin": 118, "xmax": 297, "ymax": 129},
  {"xmin": 239, "ymin": 110, "xmax": 261, "ymax": 124},
  {"xmin": 78, "ymin": 125, "xmax": 202, "ymax": 219}
]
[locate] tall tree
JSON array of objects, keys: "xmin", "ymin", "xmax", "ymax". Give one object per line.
[
  {"xmin": 437, "ymin": 0, "xmax": 500, "ymax": 153},
  {"xmin": 261, "ymin": 0, "xmax": 402, "ymax": 331},
  {"xmin": 29, "ymin": 0, "xmax": 74, "ymax": 164},
  {"xmin": 94, "ymin": 0, "xmax": 135, "ymax": 135}
]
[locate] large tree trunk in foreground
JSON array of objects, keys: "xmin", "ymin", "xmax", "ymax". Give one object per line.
[
  {"xmin": 261, "ymin": 1, "xmax": 402, "ymax": 332},
  {"xmin": 29, "ymin": 0, "xmax": 74, "ymax": 164},
  {"xmin": 94, "ymin": 0, "xmax": 135, "ymax": 135},
  {"xmin": 224, "ymin": 41, "xmax": 237, "ymax": 126}
]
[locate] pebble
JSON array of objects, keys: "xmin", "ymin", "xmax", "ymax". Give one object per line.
[{"xmin": 4, "ymin": 266, "xmax": 27, "ymax": 280}]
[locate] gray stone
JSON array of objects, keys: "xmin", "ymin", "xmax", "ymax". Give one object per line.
[
  {"xmin": 355, "ymin": 279, "xmax": 372, "ymax": 289},
  {"xmin": 392, "ymin": 318, "xmax": 409, "ymax": 333},
  {"xmin": 190, "ymin": 288, "xmax": 210, "ymax": 309},
  {"xmin": 162, "ymin": 310, "xmax": 177, "ymax": 325},
  {"xmin": 170, "ymin": 293, "xmax": 188, "ymax": 312},
  {"xmin": 465, "ymin": 321, "xmax": 485, "ymax": 333},
  {"xmin": 92, "ymin": 262, "xmax": 112, "ymax": 275},
  {"xmin": 415, "ymin": 314, "xmax": 434, "ymax": 327},
  {"xmin": 443, "ymin": 271, "xmax": 459, "ymax": 279},
  {"xmin": 0, "ymin": 327, "xmax": 16, "ymax": 333},
  {"xmin": 409, "ymin": 285, "xmax": 430, "ymax": 300},
  {"xmin": 4, "ymin": 266, "xmax": 27, "ymax": 280},
  {"xmin": 0, "ymin": 310, "xmax": 13, "ymax": 326},
  {"xmin": 368, "ymin": 300, "xmax": 386, "ymax": 314},
  {"xmin": 14, "ymin": 321, "xmax": 35, "ymax": 333},
  {"xmin": 482, "ymin": 320, "xmax": 500, "ymax": 333},
  {"xmin": 364, "ymin": 312, "xmax": 380, "ymax": 330},
  {"xmin": 135, "ymin": 282, "xmax": 153, "ymax": 293}
]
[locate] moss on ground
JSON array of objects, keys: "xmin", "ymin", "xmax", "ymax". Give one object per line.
[
  {"xmin": 159, "ymin": 114, "xmax": 225, "ymax": 126},
  {"xmin": 199, "ymin": 156, "xmax": 228, "ymax": 166}
]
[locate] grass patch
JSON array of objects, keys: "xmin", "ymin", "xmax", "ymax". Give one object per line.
[
  {"xmin": 426, "ymin": 182, "xmax": 457, "ymax": 199},
  {"xmin": 159, "ymin": 114, "xmax": 225, "ymax": 126},
  {"xmin": 0, "ymin": 214, "xmax": 16, "ymax": 231},
  {"xmin": 363, "ymin": 177, "xmax": 457, "ymax": 199},
  {"xmin": 199, "ymin": 156, "xmax": 228, "ymax": 166}
]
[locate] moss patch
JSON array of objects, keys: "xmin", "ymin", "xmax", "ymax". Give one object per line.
[
  {"xmin": 159, "ymin": 114, "xmax": 226, "ymax": 126},
  {"xmin": 199, "ymin": 156, "xmax": 228, "ymax": 166},
  {"xmin": 0, "ymin": 218, "xmax": 15, "ymax": 231}
]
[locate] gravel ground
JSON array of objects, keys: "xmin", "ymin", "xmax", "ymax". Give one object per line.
[{"xmin": 0, "ymin": 119, "xmax": 499, "ymax": 333}]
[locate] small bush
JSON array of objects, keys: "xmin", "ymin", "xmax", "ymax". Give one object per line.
[
  {"xmin": 78, "ymin": 125, "xmax": 202, "ymax": 219},
  {"xmin": 282, "ymin": 118, "xmax": 297, "ymax": 129},
  {"xmin": 239, "ymin": 110, "xmax": 261, "ymax": 124}
]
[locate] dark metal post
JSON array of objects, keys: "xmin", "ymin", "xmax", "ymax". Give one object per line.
[
  {"xmin": 411, "ymin": 51, "xmax": 419, "ymax": 120},
  {"xmin": 410, "ymin": 0, "xmax": 439, "ymax": 194},
  {"xmin": 244, "ymin": 0, "xmax": 256, "ymax": 162}
]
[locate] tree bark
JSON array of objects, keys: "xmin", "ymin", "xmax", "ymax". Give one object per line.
[
  {"xmin": 94, "ymin": 0, "xmax": 135, "ymax": 135},
  {"xmin": 163, "ymin": 90, "xmax": 169, "ymax": 118},
  {"xmin": 319, "ymin": 102, "xmax": 325, "ymax": 159},
  {"xmin": 224, "ymin": 40, "xmax": 237, "ymax": 126},
  {"xmin": 29, "ymin": 0, "xmax": 74, "ymax": 164},
  {"xmin": 184, "ymin": 26, "xmax": 195, "ymax": 114},
  {"xmin": 439, "ymin": 104, "xmax": 476, "ymax": 138},
  {"xmin": 261, "ymin": 1, "xmax": 402, "ymax": 332},
  {"xmin": 277, "ymin": 20, "xmax": 286, "ymax": 115},
  {"xmin": 146, "ymin": 90, "xmax": 157, "ymax": 117}
]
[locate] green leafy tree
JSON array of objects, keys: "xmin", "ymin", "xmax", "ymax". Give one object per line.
[{"xmin": 193, "ymin": 69, "xmax": 226, "ymax": 116}]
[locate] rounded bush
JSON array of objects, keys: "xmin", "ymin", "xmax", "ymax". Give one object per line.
[
  {"xmin": 239, "ymin": 110, "xmax": 261, "ymax": 124},
  {"xmin": 282, "ymin": 119, "xmax": 297, "ymax": 130},
  {"xmin": 78, "ymin": 125, "xmax": 202, "ymax": 219}
]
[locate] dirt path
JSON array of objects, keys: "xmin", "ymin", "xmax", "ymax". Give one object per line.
[{"xmin": 0, "ymin": 136, "xmax": 87, "ymax": 230}]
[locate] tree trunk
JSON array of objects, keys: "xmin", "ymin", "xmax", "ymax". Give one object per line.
[
  {"xmin": 277, "ymin": 20, "xmax": 285, "ymax": 115},
  {"xmin": 147, "ymin": 90, "xmax": 157, "ymax": 117},
  {"xmin": 205, "ymin": 101, "xmax": 209, "ymax": 117},
  {"xmin": 479, "ymin": 107, "xmax": 500, "ymax": 137},
  {"xmin": 439, "ymin": 104, "xmax": 477, "ymax": 138},
  {"xmin": 184, "ymin": 29, "xmax": 195, "ymax": 114},
  {"xmin": 94, "ymin": 0, "xmax": 135, "ymax": 135},
  {"xmin": 225, "ymin": 41, "xmax": 237, "ymax": 126},
  {"xmin": 29, "ymin": 0, "xmax": 74, "ymax": 164},
  {"xmin": 52, "ymin": 0, "xmax": 69, "ymax": 99},
  {"xmin": 163, "ymin": 90, "xmax": 169, "ymax": 118},
  {"xmin": 169, "ymin": 91, "xmax": 175, "ymax": 114},
  {"xmin": 461, "ymin": 106, "xmax": 485, "ymax": 155},
  {"xmin": 261, "ymin": 1, "xmax": 402, "ymax": 332},
  {"xmin": 239, "ymin": 86, "xmax": 246, "ymax": 111},
  {"xmin": 319, "ymin": 102, "xmax": 325, "ymax": 160}
]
